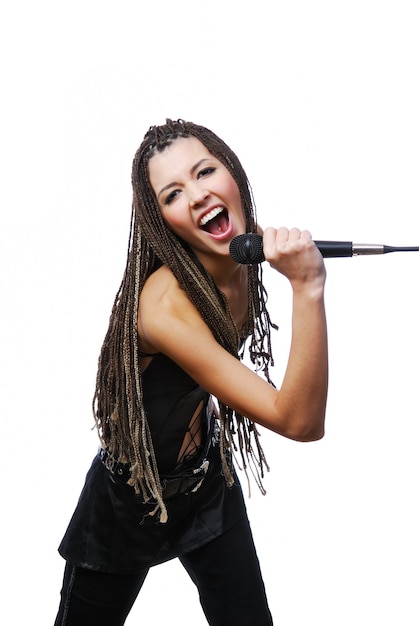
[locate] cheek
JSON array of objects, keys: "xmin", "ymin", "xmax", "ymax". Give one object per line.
[
  {"xmin": 160, "ymin": 206, "xmax": 189, "ymax": 235},
  {"xmin": 223, "ymin": 178, "xmax": 243, "ymax": 215},
  {"xmin": 220, "ymin": 174, "xmax": 242, "ymax": 203}
]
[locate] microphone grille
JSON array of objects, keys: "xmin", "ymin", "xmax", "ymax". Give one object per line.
[{"xmin": 229, "ymin": 233, "xmax": 265, "ymax": 265}]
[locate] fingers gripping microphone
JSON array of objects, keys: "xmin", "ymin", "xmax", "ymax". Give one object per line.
[{"xmin": 229, "ymin": 233, "xmax": 419, "ymax": 264}]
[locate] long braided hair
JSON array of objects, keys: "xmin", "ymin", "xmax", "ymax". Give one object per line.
[{"xmin": 93, "ymin": 119, "xmax": 277, "ymax": 522}]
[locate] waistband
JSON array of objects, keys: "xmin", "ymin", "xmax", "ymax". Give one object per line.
[
  {"xmin": 99, "ymin": 411, "xmax": 217, "ymax": 500},
  {"xmin": 99, "ymin": 447, "xmax": 210, "ymax": 499}
]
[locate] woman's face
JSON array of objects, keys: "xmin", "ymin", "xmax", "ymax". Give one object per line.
[{"xmin": 148, "ymin": 137, "xmax": 246, "ymax": 264}]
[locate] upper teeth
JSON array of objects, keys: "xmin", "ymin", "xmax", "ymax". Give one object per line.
[{"xmin": 199, "ymin": 207, "xmax": 224, "ymax": 226}]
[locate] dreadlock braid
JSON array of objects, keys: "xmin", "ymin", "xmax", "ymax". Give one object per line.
[{"xmin": 93, "ymin": 119, "xmax": 277, "ymax": 522}]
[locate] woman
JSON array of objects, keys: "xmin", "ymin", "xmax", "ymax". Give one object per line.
[{"xmin": 55, "ymin": 119, "xmax": 328, "ymax": 625}]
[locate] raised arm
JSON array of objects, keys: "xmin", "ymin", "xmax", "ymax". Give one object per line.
[
  {"xmin": 138, "ymin": 228, "xmax": 328, "ymax": 442},
  {"xmin": 262, "ymin": 226, "xmax": 328, "ymax": 440}
]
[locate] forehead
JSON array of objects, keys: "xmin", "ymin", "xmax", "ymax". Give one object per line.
[{"xmin": 148, "ymin": 136, "xmax": 216, "ymax": 190}]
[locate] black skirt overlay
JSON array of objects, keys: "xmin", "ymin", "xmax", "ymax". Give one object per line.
[
  {"xmin": 58, "ymin": 442, "xmax": 246, "ymax": 573},
  {"xmin": 58, "ymin": 354, "xmax": 247, "ymax": 573}
]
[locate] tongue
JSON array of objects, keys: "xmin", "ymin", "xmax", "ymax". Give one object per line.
[{"xmin": 205, "ymin": 212, "xmax": 229, "ymax": 235}]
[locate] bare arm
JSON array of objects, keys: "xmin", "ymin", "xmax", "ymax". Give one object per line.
[
  {"xmin": 139, "ymin": 228, "xmax": 328, "ymax": 442},
  {"xmin": 262, "ymin": 226, "xmax": 328, "ymax": 439}
]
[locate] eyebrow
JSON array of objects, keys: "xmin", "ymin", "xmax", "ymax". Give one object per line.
[{"xmin": 157, "ymin": 158, "xmax": 213, "ymax": 200}]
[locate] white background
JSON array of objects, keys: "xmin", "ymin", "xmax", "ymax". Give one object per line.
[{"xmin": 1, "ymin": 1, "xmax": 418, "ymax": 624}]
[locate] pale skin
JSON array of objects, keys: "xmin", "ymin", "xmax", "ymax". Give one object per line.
[{"xmin": 138, "ymin": 137, "xmax": 328, "ymax": 443}]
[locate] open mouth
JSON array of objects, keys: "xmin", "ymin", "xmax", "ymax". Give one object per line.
[{"xmin": 199, "ymin": 207, "xmax": 230, "ymax": 235}]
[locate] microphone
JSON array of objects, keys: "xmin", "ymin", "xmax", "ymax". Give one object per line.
[{"xmin": 229, "ymin": 233, "xmax": 419, "ymax": 264}]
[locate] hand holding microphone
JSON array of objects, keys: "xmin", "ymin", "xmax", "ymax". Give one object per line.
[{"xmin": 252, "ymin": 228, "xmax": 328, "ymax": 287}]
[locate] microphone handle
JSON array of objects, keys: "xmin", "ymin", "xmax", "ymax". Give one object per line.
[{"xmin": 314, "ymin": 241, "xmax": 353, "ymax": 257}]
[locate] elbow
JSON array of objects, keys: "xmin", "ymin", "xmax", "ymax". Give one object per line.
[
  {"xmin": 280, "ymin": 411, "xmax": 326, "ymax": 442},
  {"xmin": 298, "ymin": 425, "xmax": 325, "ymax": 442},
  {"xmin": 288, "ymin": 425, "xmax": 325, "ymax": 443},
  {"xmin": 270, "ymin": 391, "xmax": 327, "ymax": 441}
]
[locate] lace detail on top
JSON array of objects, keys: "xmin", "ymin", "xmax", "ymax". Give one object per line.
[{"xmin": 176, "ymin": 401, "xmax": 205, "ymax": 466}]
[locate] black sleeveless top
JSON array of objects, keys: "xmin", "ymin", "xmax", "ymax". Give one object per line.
[
  {"xmin": 58, "ymin": 354, "xmax": 247, "ymax": 573},
  {"xmin": 142, "ymin": 353, "xmax": 209, "ymax": 472}
]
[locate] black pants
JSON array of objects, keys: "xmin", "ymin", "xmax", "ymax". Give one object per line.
[{"xmin": 54, "ymin": 518, "xmax": 273, "ymax": 626}]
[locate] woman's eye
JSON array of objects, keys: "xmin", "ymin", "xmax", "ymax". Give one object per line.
[
  {"xmin": 164, "ymin": 189, "xmax": 180, "ymax": 205},
  {"xmin": 198, "ymin": 166, "xmax": 215, "ymax": 178}
]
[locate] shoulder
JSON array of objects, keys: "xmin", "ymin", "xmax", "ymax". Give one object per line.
[
  {"xmin": 141, "ymin": 264, "xmax": 184, "ymax": 308},
  {"xmin": 140, "ymin": 265, "xmax": 197, "ymax": 322},
  {"xmin": 138, "ymin": 265, "xmax": 212, "ymax": 354}
]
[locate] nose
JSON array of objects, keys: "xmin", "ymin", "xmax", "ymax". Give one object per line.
[{"xmin": 188, "ymin": 183, "xmax": 209, "ymax": 208}]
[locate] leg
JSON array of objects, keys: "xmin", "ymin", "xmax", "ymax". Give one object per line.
[
  {"xmin": 179, "ymin": 518, "xmax": 273, "ymax": 626},
  {"xmin": 54, "ymin": 562, "xmax": 149, "ymax": 626}
]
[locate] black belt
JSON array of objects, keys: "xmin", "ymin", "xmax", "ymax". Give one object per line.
[
  {"xmin": 99, "ymin": 410, "xmax": 217, "ymax": 500},
  {"xmin": 99, "ymin": 447, "xmax": 210, "ymax": 499}
]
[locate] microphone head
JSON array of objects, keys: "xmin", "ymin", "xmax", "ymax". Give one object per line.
[{"xmin": 229, "ymin": 233, "xmax": 265, "ymax": 265}]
